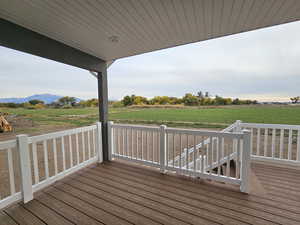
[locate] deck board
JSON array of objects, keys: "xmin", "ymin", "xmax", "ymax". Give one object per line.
[
  {"xmin": 1, "ymin": 160, "xmax": 300, "ymax": 225},
  {"xmin": 5, "ymin": 204, "xmax": 45, "ymax": 225},
  {"xmin": 0, "ymin": 211, "xmax": 18, "ymax": 225}
]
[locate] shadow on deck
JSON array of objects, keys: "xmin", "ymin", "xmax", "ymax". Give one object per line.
[{"xmin": 1, "ymin": 160, "xmax": 300, "ymax": 225}]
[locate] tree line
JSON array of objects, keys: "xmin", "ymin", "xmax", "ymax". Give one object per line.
[
  {"xmin": 120, "ymin": 91, "xmax": 258, "ymax": 106},
  {"xmin": 4, "ymin": 92, "xmax": 300, "ymax": 109},
  {"xmin": 0, "ymin": 96, "xmax": 98, "ymax": 109}
]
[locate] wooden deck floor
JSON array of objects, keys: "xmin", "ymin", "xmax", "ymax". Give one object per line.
[{"xmin": 1, "ymin": 160, "xmax": 300, "ymax": 225}]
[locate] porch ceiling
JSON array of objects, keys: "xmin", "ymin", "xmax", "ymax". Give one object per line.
[{"xmin": 0, "ymin": 0, "xmax": 300, "ymax": 61}]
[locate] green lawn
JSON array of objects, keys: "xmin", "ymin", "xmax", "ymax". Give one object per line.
[
  {"xmin": 109, "ymin": 106, "xmax": 300, "ymax": 127},
  {"xmin": 1, "ymin": 105, "xmax": 300, "ymax": 134}
]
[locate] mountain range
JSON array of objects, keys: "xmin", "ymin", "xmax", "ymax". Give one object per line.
[{"xmin": 0, "ymin": 94, "xmax": 81, "ymax": 104}]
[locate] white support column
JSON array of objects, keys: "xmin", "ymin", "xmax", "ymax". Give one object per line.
[
  {"xmin": 160, "ymin": 125, "xmax": 167, "ymax": 174},
  {"xmin": 240, "ymin": 130, "xmax": 251, "ymax": 193},
  {"xmin": 96, "ymin": 122, "xmax": 103, "ymax": 163},
  {"xmin": 17, "ymin": 135, "xmax": 33, "ymax": 203},
  {"xmin": 108, "ymin": 121, "xmax": 114, "ymax": 161}
]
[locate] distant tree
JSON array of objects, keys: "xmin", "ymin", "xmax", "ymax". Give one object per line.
[
  {"xmin": 232, "ymin": 98, "xmax": 240, "ymax": 105},
  {"xmin": 133, "ymin": 96, "xmax": 148, "ymax": 105},
  {"xmin": 197, "ymin": 91, "xmax": 204, "ymax": 99},
  {"xmin": 28, "ymin": 99, "xmax": 44, "ymax": 105},
  {"xmin": 122, "ymin": 95, "xmax": 134, "ymax": 106},
  {"xmin": 150, "ymin": 96, "xmax": 171, "ymax": 105},
  {"xmin": 291, "ymin": 96, "xmax": 300, "ymax": 104},
  {"xmin": 182, "ymin": 93, "xmax": 199, "ymax": 106},
  {"xmin": 205, "ymin": 91, "xmax": 210, "ymax": 98},
  {"xmin": 34, "ymin": 103, "xmax": 45, "ymax": 109},
  {"xmin": 169, "ymin": 97, "xmax": 182, "ymax": 105},
  {"xmin": 79, "ymin": 98, "xmax": 98, "ymax": 107},
  {"xmin": 58, "ymin": 96, "xmax": 77, "ymax": 106}
]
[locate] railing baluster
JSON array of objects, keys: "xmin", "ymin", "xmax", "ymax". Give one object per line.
[
  {"xmin": 201, "ymin": 137, "xmax": 205, "ymax": 173},
  {"xmin": 43, "ymin": 140, "xmax": 49, "ymax": 178},
  {"xmin": 179, "ymin": 134, "xmax": 182, "ymax": 172},
  {"xmin": 208, "ymin": 136, "xmax": 212, "ymax": 174},
  {"xmin": 122, "ymin": 128, "xmax": 125, "ymax": 156},
  {"xmin": 125, "ymin": 128, "xmax": 128, "ymax": 157},
  {"xmin": 193, "ymin": 135, "xmax": 196, "ymax": 173},
  {"xmin": 68, "ymin": 135, "xmax": 73, "ymax": 168},
  {"xmin": 211, "ymin": 137, "xmax": 215, "ymax": 165},
  {"xmin": 221, "ymin": 137, "xmax": 225, "ymax": 159},
  {"xmin": 146, "ymin": 131, "xmax": 148, "ymax": 161},
  {"xmin": 226, "ymin": 138, "xmax": 230, "ymax": 177},
  {"xmin": 186, "ymin": 135, "xmax": 189, "ymax": 171},
  {"xmin": 136, "ymin": 130, "xmax": 138, "ymax": 159},
  {"xmin": 217, "ymin": 137, "xmax": 222, "ymax": 176},
  {"xmin": 279, "ymin": 129, "xmax": 284, "ymax": 159},
  {"xmin": 250, "ymin": 128, "xmax": 253, "ymax": 154},
  {"xmin": 93, "ymin": 129, "xmax": 96, "ymax": 156},
  {"xmin": 61, "ymin": 136, "xmax": 66, "ymax": 171},
  {"xmin": 115, "ymin": 128, "xmax": 118, "ymax": 155},
  {"xmin": 288, "ymin": 129, "xmax": 292, "ymax": 160},
  {"xmin": 256, "ymin": 128, "xmax": 260, "ymax": 156},
  {"xmin": 166, "ymin": 133, "xmax": 169, "ymax": 167},
  {"xmin": 157, "ymin": 131, "xmax": 160, "ymax": 163},
  {"xmin": 7, "ymin": 148, "xmax": 15, "ymax": 195},
  {"xmin": 32, "ymin": 142, "xmax": 39, "ymax": 184},
  {"xmin": 236, "ymin": 138, "xmax": 241, "ymax": 179},
  {"xmin": 82, "ymin": 131, "xmax": 85, "ymax": 161},
  {"xmin": 271, "ymin": 129, "xmax": 276, "ymax": 158},
  {"xmin": 206, "ymin": 143, "xmax": 209, "ymax": 172},
  {"xmin": 131, "ymin": 128, "xmax": 134, "ymax": 159},
  {"xmin": 141, "ymin": 130, "xmax": 143, "ymax": 160},
  {"xmin": 53, "ymin": 138, "xmax": 58, "ymax": 175},
  {"xmin": 76, "ymin": 133, "xmax": 80, "ymax": 164},
  {"xmin": 297, "ymin": 130, "xmax": 300, "ymax": 161},
  {"xmin": 152, "ymin": 131, "xmax": 154, "ymax": 163},
  {"xmin": 159, "ymin": 125, "xmax": 166, "ymax": 173},
  {"xmin": 87, "ymin": 131, "xmax": 91, "ymax": 159},
  {"xmin": 264, "ymin": 128, "xmax": 268, "ymax": 157},
  {"xmin": 173, "ymin": 134, "xmax": 175, "ymax": 167}
]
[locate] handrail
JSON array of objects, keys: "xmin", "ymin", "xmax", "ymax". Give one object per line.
[{"xmin": 168, "ymin": 120, "xmax": 241, "ymax": 168}]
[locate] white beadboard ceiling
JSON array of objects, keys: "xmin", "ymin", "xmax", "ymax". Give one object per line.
[{"xmin": 0, "ymin": 0, "xmax": 300, "ymax": 61}]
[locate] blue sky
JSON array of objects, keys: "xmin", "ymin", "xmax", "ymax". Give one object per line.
[{"xmin": 1, "ymin": 21, "xmax": 300, "ymax": 102}]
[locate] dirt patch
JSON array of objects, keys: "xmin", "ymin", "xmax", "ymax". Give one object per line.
[
  {"xmin": 6, "ymin": 114, "xmax": 34, "ymax": 130},
  {"xmin": 0, "ymin": 115, "xmax": 74, "ymax": 141}
]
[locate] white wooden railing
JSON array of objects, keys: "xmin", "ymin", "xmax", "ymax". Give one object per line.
[
  {"xmin": 2, "ymin": 120, "xmax": 298, "ymax": 209},
  {"xmin": 0, "ymin": 123, "xmax": 102, "ymax": 209},
  {"xmin": 240, "ymin": 122, "xmax": 300, "ymax": 165},
  {"xmin": 109, "ymin": 122, "xmax": 251, "ymax": 193},
  {"xmin": 168, "ymin": 120, "xmax": 241, "ymax": 171}
]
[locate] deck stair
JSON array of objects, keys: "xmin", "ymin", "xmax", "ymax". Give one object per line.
[{"xmin": 168, "ymin": 121, "xmax": 241, "ymax": 174}]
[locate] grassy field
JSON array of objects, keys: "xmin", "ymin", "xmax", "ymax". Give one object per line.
[
  {"xmin": 110, "ymin": 105, "xmax": 300, "ymax": 127},
  {"xmin": 1, "ymin": 105, "xmax": 300, "ymax": 136}
]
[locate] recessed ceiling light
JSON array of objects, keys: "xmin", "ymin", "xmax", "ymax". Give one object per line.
[{"xmin": 109, "ymin": 35, "xmax": 119, "ymax": 43}]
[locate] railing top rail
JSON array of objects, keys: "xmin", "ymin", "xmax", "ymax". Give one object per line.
[
  {"xmin": 223, "ymin": 120, "xmax": 240, "ymax": 132},
  {"xmin": 30, "ymin": 124, "xmax": 97, "ymax": 143},
  {"xmin": 0, "ymin": 139, "xmax": 17, "ymax": 151},
  {"xmin": 165, "ymin": 127, "xmax": 244, "ymax": 138},
  {"xmin": 111, "ymin": 123, "xmax": 160, "ymax": 132},
  {"xmin": 241, "ymin": 122, "xmax": 300, "ymax": 130}
]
